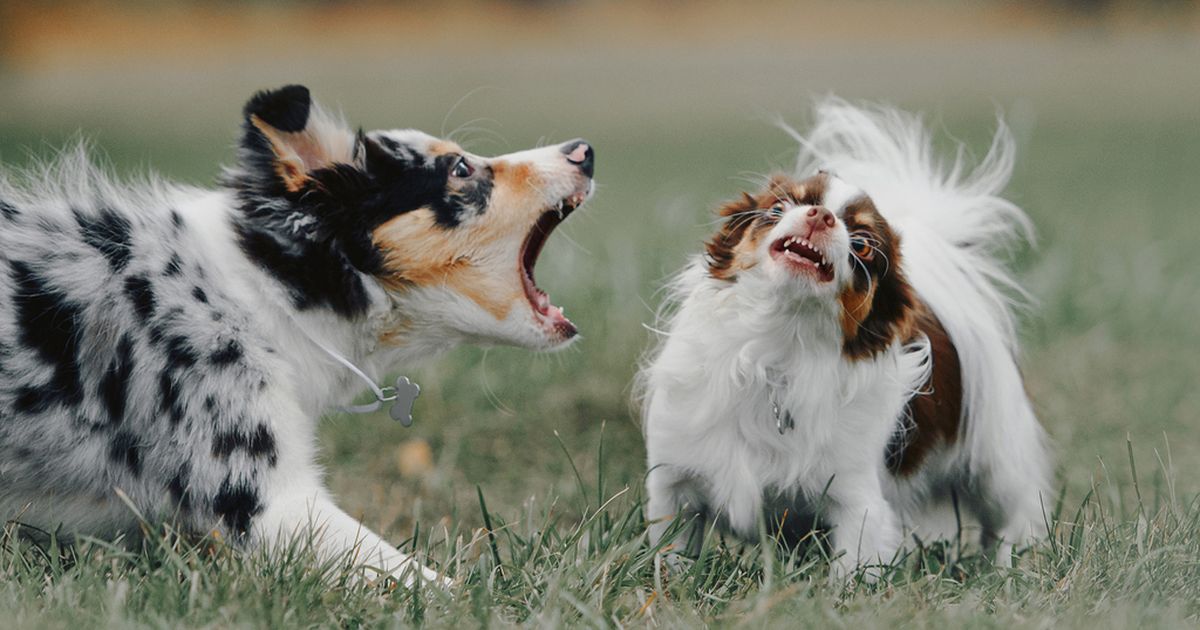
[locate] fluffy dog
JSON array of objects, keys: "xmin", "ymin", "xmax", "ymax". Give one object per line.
[
  {"xmin": 640, "ymin": 99, "xmax": 1050, "ymax": 579},
  {"xmin": 0, "ymin": 85, "xmax": 594, "ymax": 586}
]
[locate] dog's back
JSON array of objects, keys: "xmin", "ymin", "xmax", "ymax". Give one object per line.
[{"xmin": 0, "ymin": 150, "xmax": 283, "ymax": 537}]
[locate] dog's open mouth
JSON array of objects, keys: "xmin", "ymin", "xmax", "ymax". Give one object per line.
[
  {"xmin": 770, "ymin": 235, "xmax": 835, "ymax": 282},
  {"xmin": 520, "ymin": 190, "xmax": 588, "ymax": 338}
]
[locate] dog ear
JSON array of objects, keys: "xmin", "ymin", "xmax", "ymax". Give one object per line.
[
  {"xmin": 705, "ymin": 191, "xmax": 760, "ymax": 280},
  {"xmin": 239, "ymin": 85, "xmax": 360, "ymax": 192},
  {"xmin": 840, "ymin": 223, "xmax": 917, "ymax": 358}
]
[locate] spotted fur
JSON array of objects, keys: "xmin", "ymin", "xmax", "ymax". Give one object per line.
[{"xmin": 0, "ymin": 85, "xmax": 595, "ymax": 587}]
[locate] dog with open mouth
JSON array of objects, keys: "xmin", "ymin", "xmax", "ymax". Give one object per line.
[
  {"xmin": 0, "ymin": 85, "xmax": 592, "ymax": 587},
  {"xmin": 640, "ymin": 99, "xmax": 1051, "ymax": 581}
]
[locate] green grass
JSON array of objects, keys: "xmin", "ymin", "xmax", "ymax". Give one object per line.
[
  {"xmin": 2, "ymin": 28, "xmax": 1200, "ymax": 628},
  {"xmin": 3, "ymin": 443, "xmax": 1199, "ymax": 628}
]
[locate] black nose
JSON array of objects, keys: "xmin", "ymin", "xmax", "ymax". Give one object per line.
[{"xmin": 561, "ymin": 139, "xmax": 594, "ymax": 178}]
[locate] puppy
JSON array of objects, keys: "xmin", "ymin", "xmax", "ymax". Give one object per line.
[
  {"xmin": 640, "ymin": 99, "xmax": 1050, "ymax": 580},
  {"xmin": 0, "ymin": 85, "xmax": 594, "ymax": 586}
]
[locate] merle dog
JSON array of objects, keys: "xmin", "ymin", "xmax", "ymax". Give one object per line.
[{"xmin": 0, "ymin": 85, "xmax": 594, "ymax": 586}]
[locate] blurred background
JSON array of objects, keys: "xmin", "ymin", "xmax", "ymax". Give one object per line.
[{"xmin": 1, "ymin": 0, "xmax": 1197, "ymax": 538}]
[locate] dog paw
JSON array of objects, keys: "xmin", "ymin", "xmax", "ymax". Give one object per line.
[
  {"xmin": 661, "ymin": 551, "xmax": 692, "ymax": 575},
  {"xmin": 827, "ymin": 554, "xmax": 855, "ymax": 587},
  {"xmin": 428, "ymin": 573, "xmax": 455, "ymax": 591},
  {"xmin": 367, "ymin": 561, "xmax": 452, "ymax": 592},
  {"xmin": 827, "ymin": 553, "xmax": 885, "ymax": 587},
  {"xmin": 994, "ymin": 542, "xmax": 1015, "ymax": 569},
  {"xmin": 409, "ymin": 564, "xmax": 453, "ymax": 590}
]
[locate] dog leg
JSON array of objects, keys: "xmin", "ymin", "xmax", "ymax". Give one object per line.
[
  {"xmin": 968, "ymin": 421, "xmax": 1052, "ymax": 569},
  {"xmin": 825, "ymin": 475, "xmax": 902, "ymax": 585},
  {"xmin": 253, "ymin": 487, "xmax": 450, "ymax": 589},
  {"xmin": 976, "ymin": 473, "xmax": 1050, "ymax": 569},
  {"xmin": 645, "ymin": 467, "xmax": 681, "ymax": 550},
  {"xmin": 645, "ymin": 465, "xmax": 708, "ymax": 566}
]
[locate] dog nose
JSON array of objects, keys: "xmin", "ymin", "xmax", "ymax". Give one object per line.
[
  {"xmin": 806, "ymin": 206, "xmax": 836, "ymax": 232},
  {"xmin": 561, "ymin": 139, "xmax": 594, "ymax": 178}
]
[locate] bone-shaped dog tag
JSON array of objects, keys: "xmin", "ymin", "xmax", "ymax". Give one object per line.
[
  {"xmin": 773, "ymin": 400, "xmax": 795, "ymax": 435},
  {"xmin": 388, "ymin": 376, "xmax": 420, "ymax": 427}
]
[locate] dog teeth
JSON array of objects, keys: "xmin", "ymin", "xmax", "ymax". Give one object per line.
[{"xmin": 779, "ymin": 236, "xmax": 833, "ymax": 269}]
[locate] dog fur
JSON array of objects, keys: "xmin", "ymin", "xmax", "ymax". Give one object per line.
[
  {"xmin": 0, "ymin": 85, "xmax": 594, "ymax": 587},
  {"xmin": 640, "ymin": 99, "xmax": 1051, "ymax": 580}
]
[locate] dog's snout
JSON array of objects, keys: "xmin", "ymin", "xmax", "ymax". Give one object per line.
[
  {"xmin": 561, "ymin": 139, "xmax": 594, "ymax": 178},
  {"xmin": 806, "ymin": 206, "xmax": 835, "ymax": 232}
]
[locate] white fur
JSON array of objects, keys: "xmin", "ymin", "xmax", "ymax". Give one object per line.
[
  {"xmin": 0, "ymin": 123, "xmax": 592, "ymax": 589},
  {"xmin": 641, "ymin": 98, "xmax": 1052, "ymax": 579},
  {"xmin": 0, "ymin": 152, "xmax": 443, "ymax": 586}
]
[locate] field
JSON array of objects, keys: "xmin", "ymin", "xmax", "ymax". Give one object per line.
[{"xmin": 1, "ymin": 3, "xmax": 1199, "ymax": 627}]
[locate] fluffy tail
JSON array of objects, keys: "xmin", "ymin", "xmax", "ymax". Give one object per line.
[{"xmin": 786, "ymin": 98, "xmax": 1051, "ymax": 505}]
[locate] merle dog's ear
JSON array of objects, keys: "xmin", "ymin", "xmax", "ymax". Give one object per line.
[
  {"xmin": 245, "ymin": 84, "xmax": 313, "ymax": 132},
  {"xmin": 239, "ymin": 85, "xmax": 360, "ymax": 192}
]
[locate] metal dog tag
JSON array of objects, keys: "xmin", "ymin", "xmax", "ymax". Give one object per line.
[
  {"xmin": 773, "ymin": 400, "xmax": 795, "ymax": 435},
  {"xmin": 388, "ymin": 376, "xmax": 420, "ymax": 427}
]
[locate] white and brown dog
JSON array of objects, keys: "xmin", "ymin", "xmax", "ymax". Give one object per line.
[
  {"xmin": 0, "ymin": 85, "xmax": 593, "ymax": 586},
  {"xmin": 641, "ymin": 99, "xmax": 1051, "ymax": 580}
]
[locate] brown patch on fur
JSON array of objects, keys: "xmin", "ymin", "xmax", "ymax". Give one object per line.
[
  {"xmin": 850, "ymin": 212, "xmax": 877, "ymax": 232},
  {"xmin": 705, "ymin": 192, "xmax": 759, "ymax": 280},
  {"xmin": 490, "ymin": 160, "xmax": 537, "ymax": 192},
  {"xmin": 446, "ymin": 273, "xmax": 522, "ymax": 321},
  {"xmin": 370, "ymin": 211, "xmax": 468, "ymax": 288},
  {"xmin": 706, "ymin": 174, "xmax": 829, "ymax": 281},
  {"xmin": 428, "ymin": 139, "xmax": 462, "ymax": 157},
  {"xmin": 372, "ymin": 243, "xmax": 473, "ymax": 291},
  {"xmin": 370, "ymin": 152, "xmax": 557, "ymax": 332},
  {"xmin": 887, "ymin": 303, "xmax": 964, "ymax": 476},
  {"xmin": 251, "ymin": 112, "xmax": 356, "ymax": 191},
  {"xmin": 793, "ymin": 173, "xmax": 828, "ymax": 206},
  {"xmin": 838, "ymin": 283, "xmax": 877, "ymax": 338},
  {"xmin": 839, "ymin": 196, "xmax": 915, "ymax": 359},
  {"xmin": 372, "ymin": 210, "xmax": 521, "ymax": 323},
  {"xmin": 378, "ymin": 317, "xmax": 413, "ymax": 346},
  {"xmin": 276, "ymin": 158, "xmax": 307, "ymax": 192}
]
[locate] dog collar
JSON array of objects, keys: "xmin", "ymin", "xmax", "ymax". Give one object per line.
[{"xmin": 318, "ymin": 344, "xmax": 420, "ymax": 427}]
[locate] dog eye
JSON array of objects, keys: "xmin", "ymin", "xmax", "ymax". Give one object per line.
[
  {"xmin": 850, "ymin": 233, "xmax": 875, "ymax": 260},
  {"xmin": 450, "ymin": 157, "xmax": 474, "ymax": 179}
]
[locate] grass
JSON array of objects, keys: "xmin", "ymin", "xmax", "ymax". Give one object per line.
[
  {"xmin": 2, "ymin": 16, "xmax": 1200, "ymax": 628},
  {"xmin": 3, "ymin": 440, "xmax": 1199, "ymax": 628}
]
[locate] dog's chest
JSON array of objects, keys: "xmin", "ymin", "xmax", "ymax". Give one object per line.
[
  {"xmin": 658, "ymin": 368, "xmax": 855, "ymax": 482},
  {"xmin": 649, "ymin": 329, "xmax": 910, "ymax": 499}
]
